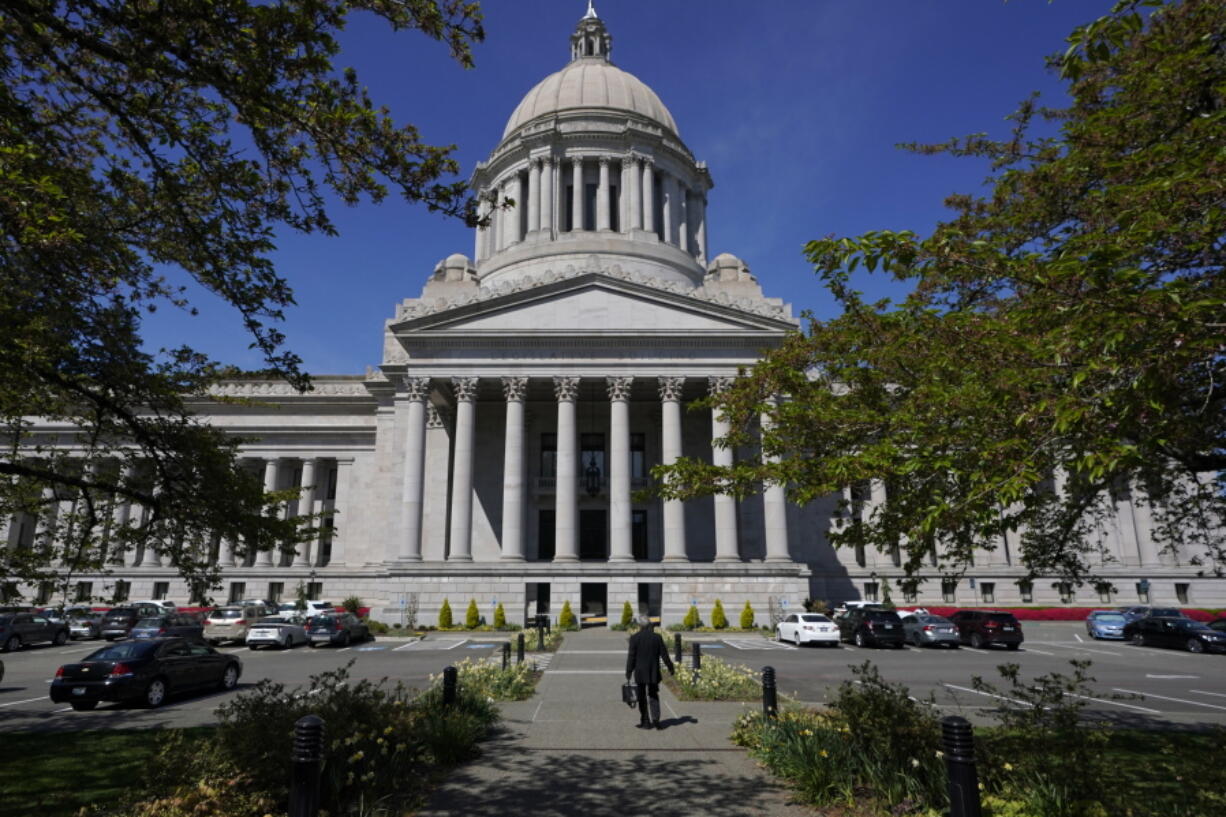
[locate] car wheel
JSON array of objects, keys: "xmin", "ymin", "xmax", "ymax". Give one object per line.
[
  {"xmin": 219, "ymin": 664, "xmax": 239, "ymax": 691},
  {"xmin": 910, "ymin": 633, "xmax": 923, "ymax": 647},
  {"xmin": 248, "ymin": 644, "xmax": 258, "ymax": 650},
  {"xmin": 854, "ymin": 632, "xmax": 867, "ymax": 648},
  {"xmin": 309, "ymin": 641, "xmax": 319, "ymax": 648},
  {"xmin": 281, "ymin": 636, "xmax": 291, "ymax": 650},
  {"xmin": 70, "ymin": 701, "xmax": 97, "ymax": 711},
  {"xmin": 1187, "ymin": 639, "xmax": 1205, "ymax": 654},
  {"xmin": 144, "ymin": 678, "xmax": 167, "ymax": 708},
  {"xmin": 1134, "ymin": 633, "xmax": 1145, "ymax": 647},
  {"xmin": 1006, "ymin": 643, "xmax": 1020, "ymax": 651},
  {"xmin": 2, "ymin": 636, "xmax": 19, "ymax": 653},
  {"xmin": 52, "ymin": 629, "xmax": 68, "ymax": 646},
  {"xmin": 970, "ymin": 633, "xmax": 985, "ymax": 650},
  {"xmin": 341, "ymin": 632, "xmax": 351, "ymax": 647}
]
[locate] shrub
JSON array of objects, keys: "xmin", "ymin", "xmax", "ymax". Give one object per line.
[
  {"xmin": 740, "ymin": 601, "xmax": 755, "ymax": 629},
  {"xmin": 672, "ymin": 655, "xmax": 760, "ymax": 701},
  {"xmin": 493, "ymin": 602, "xmax": 506, "ymax": 629},
  {"xmin": 558, "ymin": 600, "xmax": 577, "ymax": 629},
  {"xmin": 438, "ymin": 598, "xmax": 453, "ymax": 628},
  {"xmin": 464, "ymin": 599, "xmax": 480, "ymax": 629},
  {"xmin": 366, "ymin": 619, "xmax": 389, "ymax": 634},
  {"xmin": 436, "ymin": 656, "xmax": 537, "ymax": 701},
  {"xmin": 341, "ymin": 595, "xmax": 362, "ymax": 614},
  {"xmin": 621, "ymin": 600, "xmax": 634, "ymax": 628},
  {"xmin": 711, "ymin": 599, "xmax": 728, "ymax": 629},
  {"xmin": 682, "ymin": 604, "xmax": 702, "ymax": 630}
]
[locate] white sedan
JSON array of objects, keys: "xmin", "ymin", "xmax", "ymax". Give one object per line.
[
  {"xmin": 776, "ymin": 613, "xmax": 840, "ymax": 647},
  {"xmin": 246, "ymin": 617, "xmax": 310, "ymax": 650}
]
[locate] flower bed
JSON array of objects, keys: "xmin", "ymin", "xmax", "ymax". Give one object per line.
[{"xmin": 666, "ymin": 655, "xmax": 763, "ymax": 701}]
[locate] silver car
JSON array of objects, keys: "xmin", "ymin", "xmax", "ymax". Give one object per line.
[
  {"xmin": 68, "ymin": 611, "xmax": 105, "ymax": 639},
  {"xmin": 901, "ymin": 613, "xmax": 960, "ymax": 648},
  {"xmin": 246, "ymin": 617, "xmax": 309, "ymax": 650}
]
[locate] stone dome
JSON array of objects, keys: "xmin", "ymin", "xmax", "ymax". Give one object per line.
[{"xmin": 502, "ymin": 58, "xmax": 678, "ymax": 140}]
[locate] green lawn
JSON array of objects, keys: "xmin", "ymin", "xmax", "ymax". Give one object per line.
[{"xmin": 0, "ymin": 728, "xmax": 214, "ymax": 817}]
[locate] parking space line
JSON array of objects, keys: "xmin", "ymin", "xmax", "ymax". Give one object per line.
[
  {"xmin": 1113, "ymin": 688, "xmax": 1226, "ymax": 711},
  {"xmin": 0, "ymin": 696, "xmax": 47, "ymax": 708},
  {"xmin": 941, "ymin": 683, "xmax": 1035, "ymax": 708},
  {"xmin": 1074, "ymin": 633, "xmax": 1084, "ymax": 642},
  {"xmin": 1042, "ymin": 643, "xmax": 1122, "ymax": 657},
  {"xmin": 1191, "ymin": 690, "xmax": 1226, "ymax": 699},
  {"xmin": 1063, "ymin": 692, "xmax": 1161, "ymax": 714}
]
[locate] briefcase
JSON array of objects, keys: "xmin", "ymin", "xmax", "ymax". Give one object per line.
[{"xmin": 621, "ymin": 681, "xmax": 638, "ymax": 707}]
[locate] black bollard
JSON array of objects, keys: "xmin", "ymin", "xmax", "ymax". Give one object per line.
[
  {"xmin": 502, "ymin": 642, "xmax": 510, "ymax": 670},
  {"xmin": 289, "ymin": 714, "xmax": 324, "ymax": 817},
  {"xmin": 942, "ymin": 716, "xmax": 983, "ymax": 817},
  {"xmin": 674, "ymin": 633, "xmax": 682, "ymax": 665},
  {"xmin": 537, "ymin": 623, "xmax": 545, "ymax": 650},
  {"xmin": 517, "ymin": 632, "xmax": 525, "ymax": 664},
  {"xmin": 692, "ymin": 641, "xmax": 702, "ymax": 679},
  {"xmin": 762, "ymin": 666, "xmax": 778, "ymax": 719},
  {"xmin": 442, "ymin": 665, "xmax": 458, "ymax": 708}
]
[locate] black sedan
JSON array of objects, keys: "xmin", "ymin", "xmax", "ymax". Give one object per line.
[
  {"xmin": 1131, "ymin": 616, "xmax": 1226, "ymax": 654},
  {"xmin": 50, "ymin": 637, "xmax": 241, "ymax": 710},
  {"xmin": 307, "ymin": 612, "xmax": 371, "ymax": 647}
]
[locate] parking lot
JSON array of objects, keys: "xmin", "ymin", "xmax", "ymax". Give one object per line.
[
  {"xmin": 692, "ymin": 621, "xmax": 1226, "ymax": 727},
  {"xmin": 0, "ymin": 635, "xmax": 502, "ymax": 732}
]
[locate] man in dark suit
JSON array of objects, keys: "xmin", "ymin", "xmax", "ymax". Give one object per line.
[{"xmin": 626, "ymin": 620, "xmax": 675, "ymax": 729}]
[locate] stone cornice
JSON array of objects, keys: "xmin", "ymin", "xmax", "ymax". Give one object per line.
[{"xmin": 206, "ymin": 379, "xmax": 371, "ymax": 398}]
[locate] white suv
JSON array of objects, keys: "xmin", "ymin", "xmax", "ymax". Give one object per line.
[{"xmin": 204, "ymin": 606, "xmax": 262, "ymax": 645}]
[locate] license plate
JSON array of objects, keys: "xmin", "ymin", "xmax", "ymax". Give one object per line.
[
  {"xmin": 882, "ymin": 624, "xmax": 894, "ymax": 629},
  {"xmin": 1003, "ymin": 626, "xmax": 1015, "ymax": 631},
  {"xmin": 72, "ymin": 687, "xmax": 85, "ymax": 695}
]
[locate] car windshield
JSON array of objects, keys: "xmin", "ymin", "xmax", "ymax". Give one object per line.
[
  {"xmin": 865, "ymin": 611, "xmax": 899, "ymax": 621},
  {"xmin": 212, "ymin": 609, "xmax": 242, "ymax": 619},
  {"xmin": 799, "ymin": 614, "xmax": 830, "ymax": 623},
  {"xmin": 105, "ymin": 610, "xmax": 135, "ymax": 620},
  {"xmin": 86, "ymin": 642, "xmax": 154, "ymax": 661},
  {"xmin": 1150, "ymin": 608, "xmax": 1182, "ymax": 617},
  {"xmin": 256, "ymin": 618, "xmax": 285, "ymax": 625},
  {"xmin": 134, "ymin": 618, "xmax": 165, "ymax": 627},
  {"xmin": 986, "ymin": 614, "xmax": 1018, "ymax": 623},
  {"xmin": 1093, "ymin": 614, "xmax": 1126, "ymax": 624}
]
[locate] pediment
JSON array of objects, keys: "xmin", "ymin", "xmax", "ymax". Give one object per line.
[{"xmin": 390, "ymin": 273, "xmax": 794, "ymax": 336}]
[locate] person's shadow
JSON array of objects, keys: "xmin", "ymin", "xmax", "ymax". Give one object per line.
[{"xmin": 655, "ymin": 715, "xmax": 698, "ymax": 730}]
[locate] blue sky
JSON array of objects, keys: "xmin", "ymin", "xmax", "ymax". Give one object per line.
[{"xmin": 142, "ymin": 0, "xmax": 1103, "ymax": 375}]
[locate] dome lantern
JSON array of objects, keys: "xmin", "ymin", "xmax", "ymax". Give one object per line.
[{"xmin": 570, "ymin": 3, "xmax": 612, "ymax": 62}]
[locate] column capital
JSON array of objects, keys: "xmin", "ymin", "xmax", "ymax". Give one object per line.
[
  {"xmin": 541, "ymin": 154, "xmax": 555, "ymax": 168},
  {"xmin": 502, "ymin": 376, "xmax": 529, "ymax": 402},
  {"xmin": 553, "ymin": 375, "xmax": 580, "ymax": 402},
  {"xmin": 707, "ymin": 376, "xmax": 735, "ymax": 396},
  {"xmin": 606, "ymin": 376, "xmax": 633, "ymax": 402},
  {"xmin": 657, "ymin": 376, "xmax": 685, "ymax": 402},
  {"xmin": 402, "ymin": 376, "xmax": 431, "ymax": 401},
  {"xmin": 451, "ymin": 377, "xmax": 479, "ymax": 401},
  {"xmin": 597, "ymin": 155, "xmax": 612, "ymax": 167}
]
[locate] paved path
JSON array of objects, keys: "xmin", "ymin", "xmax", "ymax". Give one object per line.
[{"xmin": 417, "ymin": 628, "xmax": 809, "ymax": 817}]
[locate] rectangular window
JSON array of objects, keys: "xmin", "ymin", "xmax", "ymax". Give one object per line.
[
  {"xmin": 540, "ymin": 433, "xmax": 557, "ymax": 479},
  {"xmin": 0, "ymin": 582, "xmax": 18, "ymax": 603},
  {"xmin": 981, "ymin": 582, "xmax": 995, "ymax": 604},
  {"xmin": 890, "ymin": 544, "xmax": 901, "ymax": 568},
  {"xmin": 112, "ymin": 580, "xmax": 130, "ymax": 603},
  {"xmin": 325, "ymin": 466, "xmax": 338, "ymax": 501},
  {"xmin": 1136, "ymin": 581, "xmax": 1150, "ymax": 603},
  {"xmin": 306, "ymin": 582, "xmax": 323, "ymax": 600},
  {"xmin": 228, "ymin": 582, "xmax": 246, "ymax": 604},
  {"xmin": 74, "ymin": 581, "xmax": 92, "ymax": 603},
  {"xmin": 268, "ymin": 582, "xmax": 284, "ymax": 604},
  {"xmin": 537, "ymin": 509, "xmax": 555, "ymax": 561},
  {"xmin": 35, "ymin": 581, "xmax": 53, "ymax": 605},
  {"xmin": 1175, "ymin": 582, "xmax": 1190, "ymax": 605},
  {"xmin": 632, "ymin": 510, "xmax": 648, "ymax": 560},
  {"xmin": 902, "ymin": 584, "xmax": 918, "ymax": 604},
  {"xmin": 580, "ymin": 433, "xmax": 605, "ymax": 481},
  {"xmin": 1056, "ymin": 582, "xmax": 1074, "ymax": 604},
  {"xmin": 863, "ymin": 582, "xmax": 879, "ymax": 602},
  {"xmin": 1017, "ymin": 579, "xmax": 1034, "ymax": 603},
  {"xmin": 188, "ymin": 581, "xmax": 208, "ymax": 606},
  {"xmin": 941, "ymin": 579, "xmax": 958, "ymax": 603},
  {"xmin": 630, "ymin": 433, "xmax": 646, "ymax": 479},
  {"xmin": 609, "ymin": 183, "xmax": 620, "ymax": 233},
  {"xmin": 152, "ymin": 581, "xmax": 170, "ymax": 601},
  {"xmin": 1096, "ymin": 582, "xmax": 1114, "ymax": 604},
  {"xmin": 854, "ymin": 544, "xmax": 866, "ymax": 568}
]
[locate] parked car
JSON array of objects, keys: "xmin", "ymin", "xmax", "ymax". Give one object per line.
[
  {"xmin": 49, "ymin": 637, "xmax": 242, "ymax": 710},
  {"xmin": 0, "ymin": 613, "xmax": 70, "ymax": 652},
  {"xmin": 247, "ymin": 617, "xmax": 309, "ymax": 650},
  {"xmin": 130, "ymin": 614, "xmax": 205, "ymax": 641},
  {"xmin": 776, "ymin": 613, "xmax": 840, "ymax": 647},
  {"xmin": 836, "ymin": 608, "xmax": 905, "ymax": 648},
  {"xmin": 132, "ymin": 600, "xmax": 178, "ymax": 612},
  {"xmin": 307, "ymin": 612, "xmax": 370, "ymax": 647},
  {"xmin": 948, "ymin": 610, "xmax": 1023, "ymax": 650},
  {"xmin": 1131, "ymin": 617, "xmax": 1226, "ymax": 654},
  {"xmin": 1085, "ymin": 610, "xmax": 1128, "ymax": 640},
  {"xmin": 100, "ymin": 607, "xmax": 148, "ymax": 641},
  {"xmin": 1121, "ymin": 607, "xmax": 1188, "ymax": 640},
  {"xmin": 68, "ymin": 610, "xmax": 107, "ymax": 640},
  {"xmin": 900, "ymin": 612, "xmax": 960, "ymax": 648},
  {"xmin": 238, "ymin": 599, "xmax": 279, "ymax": 617},
  {"xmin": 204, "ymin": 606, "xmax": 263, "ymax": 645}
]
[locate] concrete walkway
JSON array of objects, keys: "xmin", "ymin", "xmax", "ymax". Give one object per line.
[{"xmin": 417, "ymin": 628, "xmax": 810, "ymax": 817}]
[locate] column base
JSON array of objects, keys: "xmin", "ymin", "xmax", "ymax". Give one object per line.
[
  {"xmin": 714, "ymin": 555, "xmax": 742, "ymax": 563},
  {"xmin": 447, "ymin": 555, "xmax": 474, "ymax": 563},
  {"xmin": 763, "ymin": 555, "xmax": 794, "ymax": 563},
  {"xmin": 607, "ymin": 555, "xmax": 634, "ymax": 563},
  {"xmin": 397, "ymin": 556, "xmax": 424, "ymax": 563},
  {"xmin": 661, "ymin": 555, "xmax": 689, "ymax": 563},
  {"xmin": 500, "ymin": 554, "xmax": 526, "ymax": 562},
  {"xmin": 552, "ymin": 555, "xmax": 579, "ymax": 563}
]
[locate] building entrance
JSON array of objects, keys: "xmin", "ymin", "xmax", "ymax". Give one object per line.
[
  {"xmin": 579, "ymin": 509, "xmax": 607, "ymax": 560},
  {"xmin": 525, "ymin": 582, "xmax": 550, "ymax": 627},
  {"xmin": 580, "ymin": 582, "xmax": 607, "ymax": 626}
]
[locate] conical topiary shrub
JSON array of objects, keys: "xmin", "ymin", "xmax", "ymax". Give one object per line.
[
  {"xmin": 559, "ymin": 600, "xmax": 577, "ymax": 629},
  {"xmin": 682, "ymin": 604, "xmax": 702, "ymax": 630},
  {"xmin": 620, "ymin": 600, "xmax": 634, "ymax": 628},
  {"xmin": 465, "ymin": 599, "xmax": 480, "ymax": 629},
  {"xmin": 438, "ymin": 598, "xmax": 453, "ymax": 629},
  {"xmin": 711, "ymin": 599, "xmax": 728, "ymax": 630},
  {"xmin": 493, "ymin": 602, "xmax": 506, "ymax": 629},
  {"xmin": 740, "ymin": 601, "xmax": 755, "ymax": 630}
]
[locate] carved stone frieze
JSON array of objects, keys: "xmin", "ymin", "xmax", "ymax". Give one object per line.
[
  {"xmin": 502, "ymin": 376, "xmax": 529, "ymax": 401},
  {"xmin": 606, "ymin": 376, "xmax": 634, "ymax": 401},
  {"xmin": 657, "ymin": 376, "xmax": 685, "ymax": 402},
  {"xmin": 208, "ymin": 381, "xmax": 368, "ymax": 397},
  {"xmin": 553, "ymin": 375, "xmax": 580, "ymax": 401}
]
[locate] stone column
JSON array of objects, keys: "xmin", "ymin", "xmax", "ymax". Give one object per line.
[
  {"xmin": 1129, "ymin": 484, "xmax": 1163, "ymax": 566},
  {"xmin": 658, "ymin": 377, "xmax": 687, "ymax": 561},
  {"xmin": 571, "ymin": 157, "xmax": 584, "ymax": 232},
  {"xmin": 399, "ymin": 376, "xmax": 430, "ymax": 562},
  {"xmin": 596, "ymin": 157, "xmax": 611, "ymax": 231},
  {"xmin": 866, "ymin": 480, "xmax": 888, "ymax": 567},
  {"xmin": 694, "ymin": 193, "xmax": 708, "ymax": 264},
  {"xmin": 628, "ymin": 156, "xmax": 643, "ymax": 231},
  {"xmin": 256, "ymin": 458, "xmax": 279, "ymax": 567},
  {"xmin": 661, "ymin": 172, "xmax": 674, "ymax": 245},
  {"xmin": 218, "ymin": 536, "xmax": 235, "ymax": 569},
  {"xmin": 527, "ymin": 160, "xmax": 541, "ymax": 234},
  {"xmin": 109, "ymin": 462, "xmax": 135, "ymax": 566},
  {"xmin": 608, "ymin": 377, "xmax": 634, "ymax": 562},
  {"xmin": 501, "ymin": 376, "xmax": 528, "ymax": 561},
  {"xmin": 642, "ymin": 159, "xmax": 655, "ymax": 236},
  {"xmin": 553, "ymin": 376, "xmax": 580, "ymax": 562},
  {"xmin": 510, "ymin": 173, "xmax": 524, "ymax": 244},
  {"xmin": 761, "ymin": 404, "xmax": 790, "ymax": 562},
  {"xmin": 499, "ymin": 179, "xmax": 512, "ymax": 251},
  {"xmin": 678, "ymin": 186, "xmax": 689, "ymax": 254},
  {"xmin": 709, "ymin": 377, "xmax": 739, "ymax": 561},
  {"xmin": 448, "ymin": 377, "xmax": 478, "ymax": 562},
  {"xmin": 327, "ymin": 459, "xmax": 352, "ymax": 566},
  {"xmin": 34, "ymin": 483, "xmax": 57, "ymax": 554},
  {"xmin": 475, "ymin": 191, "xmax": 490, "ymax": 261},
  {"xmin": 540, "ymin": 158, "xmax": 554, "ymax": 239},
  {"xmin": 619, "ymin": 159, "xmax": 632, "ymax": 233},
  {"xmin": 293, "ymin": 458, "xmax": 318, "ymax": 567}
]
